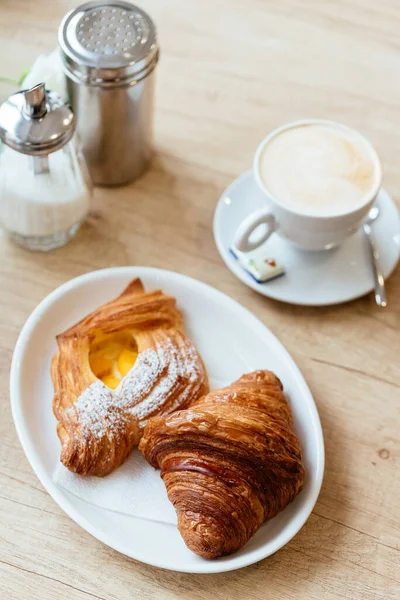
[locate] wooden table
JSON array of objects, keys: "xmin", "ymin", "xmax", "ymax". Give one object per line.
[{"xmin": 1, "ymin": 1, "xmax": 399, "ymax": 598}]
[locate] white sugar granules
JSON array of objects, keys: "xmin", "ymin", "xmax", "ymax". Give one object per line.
[{"xmin": 0, "ymin": 147, "xmax": 89, "ymax": 237}]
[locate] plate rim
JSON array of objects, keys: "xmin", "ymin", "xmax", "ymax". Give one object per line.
[
  {"xmin": 10, "ymin": 266, "xmax": 325, "ymax": 573},
  {"xmin": 213, "ymin": 170, "xmax": 400, "ymax": 306}
]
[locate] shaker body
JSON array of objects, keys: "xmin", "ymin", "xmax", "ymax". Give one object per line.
[
  {"xmin": 66, "ymin": 73, "xmax": 155, "ymax": 186},
  {"xmin": 0, "ymin": 136, "xmax": 91, "ymax": 251},
  {"xmin": 59, "ymin": 2, "xmax": 159, "ymax": 187}
]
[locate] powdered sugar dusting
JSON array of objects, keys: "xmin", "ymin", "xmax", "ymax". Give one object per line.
[
  {"xmin": 67, "ymin": 380, "xmax": 125, "ymax": 440},
  {"xmin": 69, "ymin": 338, "xmax": 205, "ymax": 439},
  {"xmin": 120, "ymin": 337, "xmax": 204, "ymax": 425},
  {"xmin": 118, "ymin": 346, "xmax": 166, "ymax": 412}
]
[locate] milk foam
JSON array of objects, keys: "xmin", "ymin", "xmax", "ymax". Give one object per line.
[{"xmin": 259, "ymin": 124, "xmax": 377, "ymax": 216}]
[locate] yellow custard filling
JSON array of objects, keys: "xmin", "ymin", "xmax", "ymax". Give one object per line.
[{"xmin": 89, "ymin": 332, "xmax": 138, "ymax": 389}]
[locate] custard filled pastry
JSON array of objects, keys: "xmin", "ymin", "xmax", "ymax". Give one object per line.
[
  {"xmin": 52, "ymin": 278, "xmax": 208, "ymax": 476},
  {"xmin": 140, "ymin": 370, "xmax": 305, "ymax": 559}
]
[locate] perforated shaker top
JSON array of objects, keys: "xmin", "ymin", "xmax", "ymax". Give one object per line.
[{"xmin": 59, "ymin": 1, "xmax": 158, "ymax": 84}]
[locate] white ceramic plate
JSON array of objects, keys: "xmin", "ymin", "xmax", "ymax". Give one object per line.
[
  {"xmin": 214, "ymin": 171, "xmax": 400, "ymax": 306},
  {"xmin": 10, "ymin": 267, "xmax": 324, "ymax": 573}
]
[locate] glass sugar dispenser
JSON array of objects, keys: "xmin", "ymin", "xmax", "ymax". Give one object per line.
[{"xmin": 0, "ymin": 83, "xmax": 92, "ymax": 251}]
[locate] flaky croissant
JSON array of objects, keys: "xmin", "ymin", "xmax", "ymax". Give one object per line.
[
  {"xmin": 52, "ymin": 278, "xmax": 208, "ymax": 477},
  {"xmin": 140, "ymin": 370, "xmax": 305, "ymax": 559}
]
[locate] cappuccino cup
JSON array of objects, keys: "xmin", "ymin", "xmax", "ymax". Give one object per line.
[{"xmin": 234, "ymin": 119, "xmax": 382, "ymax": 252}]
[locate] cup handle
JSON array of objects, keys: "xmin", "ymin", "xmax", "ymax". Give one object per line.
[{"xmin": 233, "ymin": 209, "xmax": 277, "ymax": 252}]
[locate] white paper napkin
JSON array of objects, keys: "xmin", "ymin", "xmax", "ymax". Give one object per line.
[{"xmin": 53, "ymin": 449, "xmax": 177, "ymax": 524}]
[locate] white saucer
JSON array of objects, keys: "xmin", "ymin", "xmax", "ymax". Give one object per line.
[
  {"xmin": 10, "ymin": 267, "xmax": 324, "ymax": 573},
  {"xmin": 214, "ymin": 171, "xmax": 400, "ymax": 306}
]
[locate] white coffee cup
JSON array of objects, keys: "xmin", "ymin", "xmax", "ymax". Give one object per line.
[{"xmin": 234, "ymin": 119, "xmax": 383, "ymax": 252}]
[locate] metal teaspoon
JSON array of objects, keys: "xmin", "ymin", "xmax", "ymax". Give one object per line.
[{"xmin": 362, "ymin": 206, "xmax": 387, "ymax": 307}]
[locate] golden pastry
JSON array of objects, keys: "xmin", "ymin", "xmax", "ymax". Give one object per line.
[
  {"xmin": 52, "ymin": 278, "xmax": 208, "ymax": 477},
  {"xmin": 140, "ymin": 370, "xmax": 305, "ymax": 559}
]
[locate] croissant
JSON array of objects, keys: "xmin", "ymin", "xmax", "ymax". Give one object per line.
[
  {"xmin": 140, "ymin": 370, "xmax": 305, "ymax": 559},
  {"xmin": 52, "ymin": 278, "xmax": 208, "ymax": 476}
]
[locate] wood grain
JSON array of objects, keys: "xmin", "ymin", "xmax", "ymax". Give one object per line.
[{"xmin": 0, "ymin": 0, "xmax": 399, "ymax": 598}]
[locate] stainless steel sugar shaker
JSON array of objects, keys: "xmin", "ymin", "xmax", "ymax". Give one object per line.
[{"xmin": 59, "ymin": 1, "xmax": 159, "ymax": 186}]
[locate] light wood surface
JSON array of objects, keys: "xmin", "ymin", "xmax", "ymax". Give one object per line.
[{"xmin": 1, "ymin": 1, "xmax": 399, "ymax": 598}]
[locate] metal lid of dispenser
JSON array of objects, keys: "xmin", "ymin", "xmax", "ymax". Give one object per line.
[
  {"xmin": 59, "ymin": 1, "xmax": 159, "ymax": 87},
  {"xmin": 0, "ymin": 83, "xmax": 75, "ymax": 156}
]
